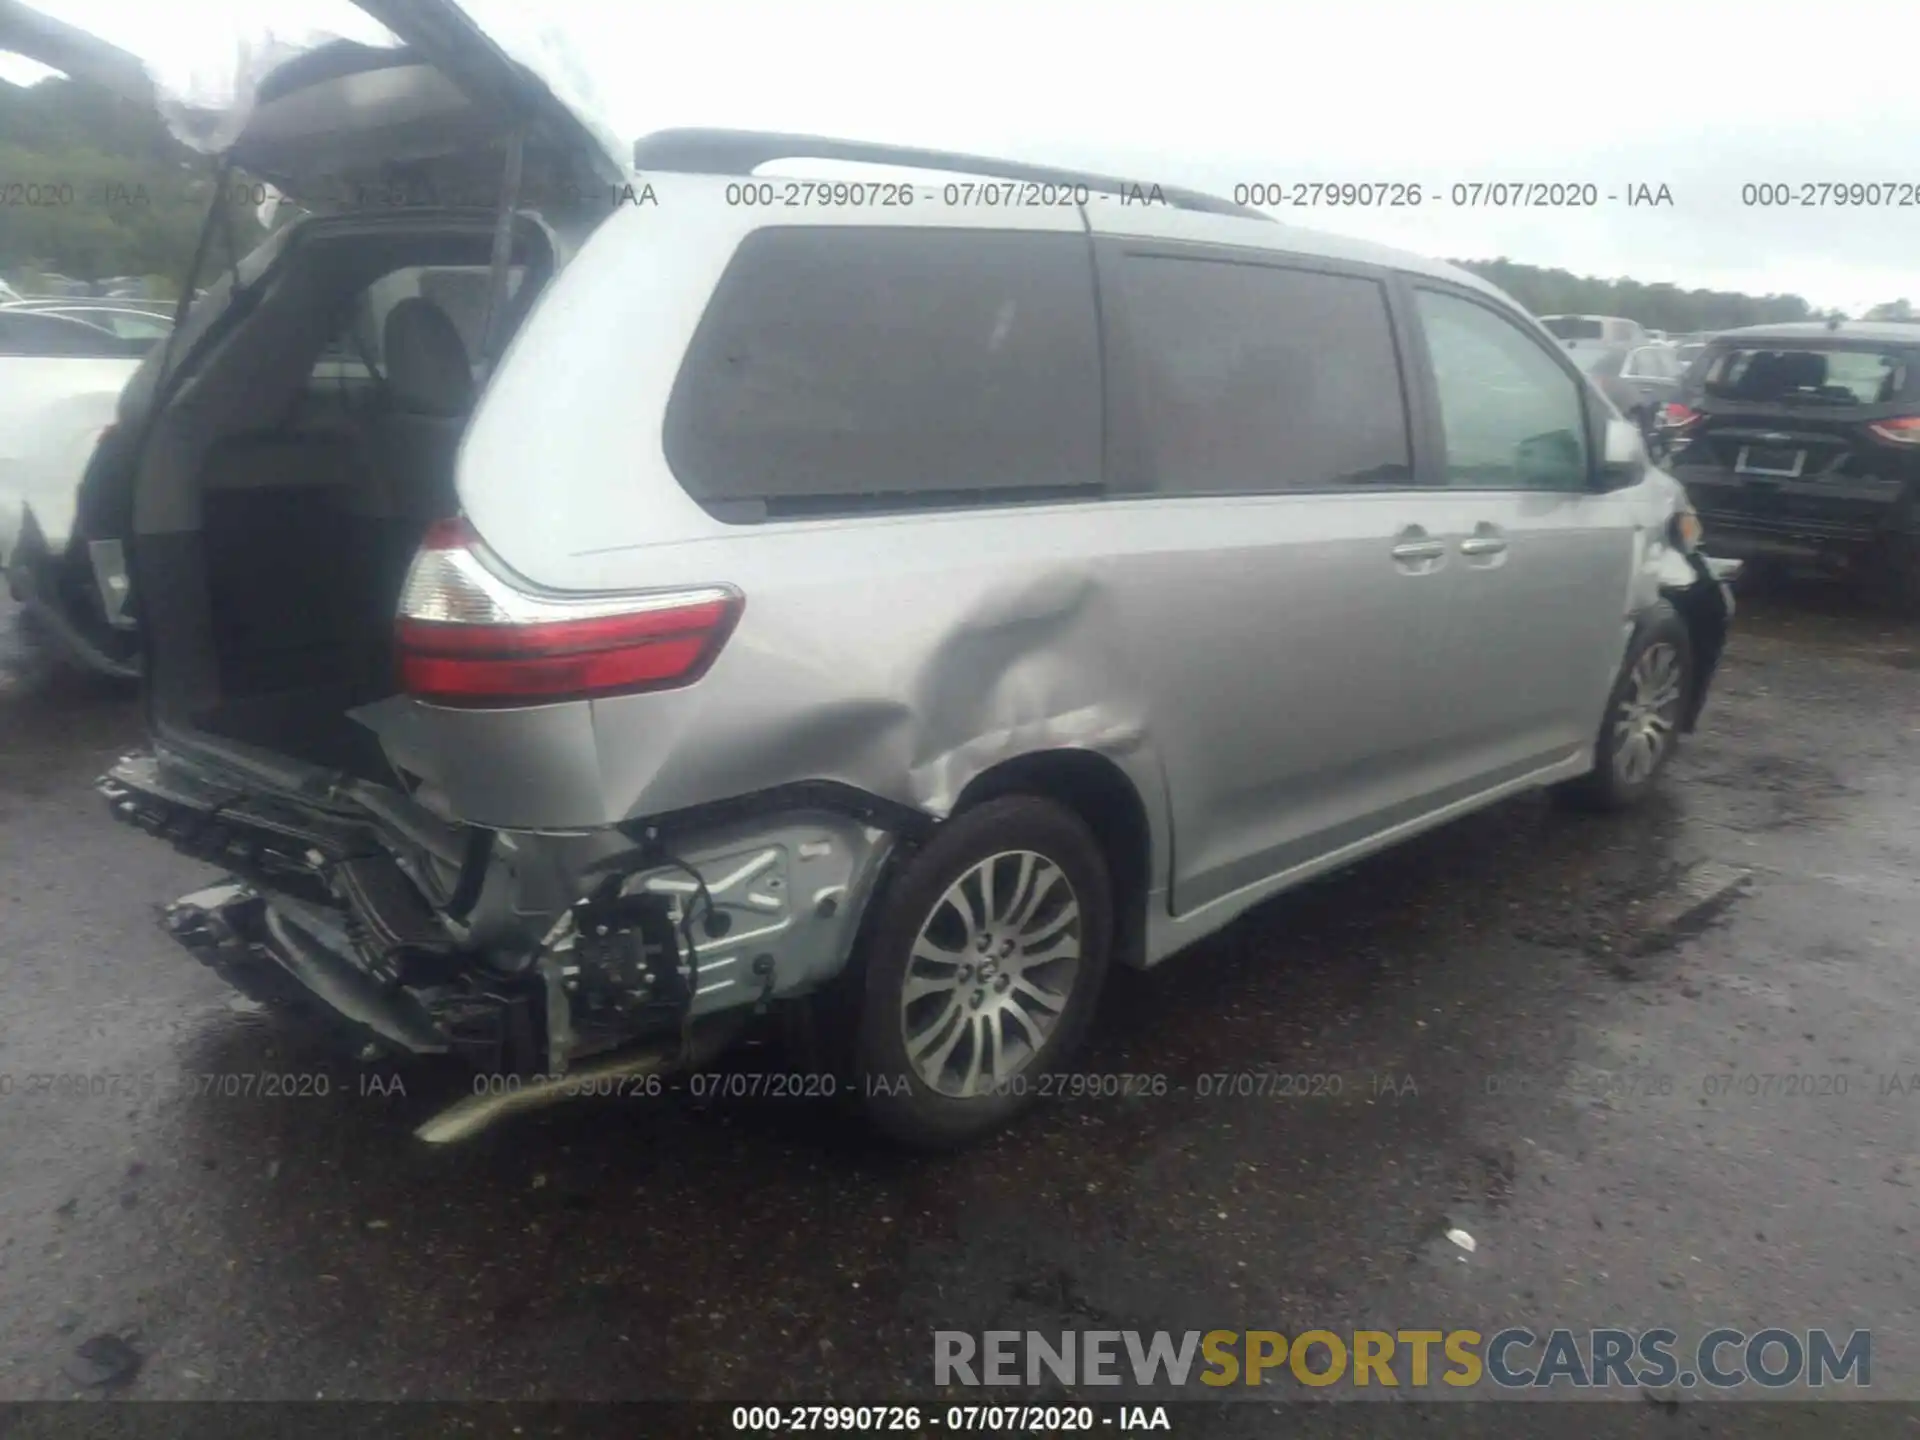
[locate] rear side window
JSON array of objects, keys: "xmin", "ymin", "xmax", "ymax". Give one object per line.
[
  {"xmin": 664, "ymin": 228, "xmax": 1102, "ymax": 520},
  {"xmin": 1701, "ymin": 345, "xmax": 1911, "ymax": 406},
  {"xmin": 1110, "ymin": 255, "xmax": 1412, "ymax": 494}
]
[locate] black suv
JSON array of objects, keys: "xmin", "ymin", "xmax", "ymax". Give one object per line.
[{"xmin": 1665, "ymin": 321, "xmax": 1920, "ymax": 609}]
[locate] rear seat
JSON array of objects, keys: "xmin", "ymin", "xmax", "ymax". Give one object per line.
[
  {"xmin": 201, "ymin": 297, "xmax": 476, "ymax": 685},
  {"xmin": 371, "ymin": 296, "xmax": 475, "ymax": 521}
]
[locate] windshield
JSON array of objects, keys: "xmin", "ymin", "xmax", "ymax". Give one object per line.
[
  {"xmin": 1700, "ymin": 345, "xmax": 1912, "ymax": 406},
  {"xmin": 1541, "ymin": 316, "xmax": 1606, "ymax": 340}
]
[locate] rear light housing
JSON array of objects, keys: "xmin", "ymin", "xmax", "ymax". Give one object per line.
[
  {"xmin": 1867, "ymin": 416, "xmax": 1920, "ymax": 446},
  {"xmin": 1660, "ymin": 401, "xmax": 1702, "ymax": 429},
  {"xmin": 395, "ymin": 517, "xmax": 741, "ymax": 707}
]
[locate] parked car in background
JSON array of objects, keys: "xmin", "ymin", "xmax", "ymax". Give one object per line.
[
  {"xmin": 1540, "ymin": 314, "xmax": 1651, "ymax": 346},
  {"xmin": 1573, "ymin": 341, "xmax": 1685, "ymax": 456},
  {"xmin": 0, "ymin": 305, "xmax": 163, "ymax": 676},
  {"xmin": 1675, "ymin": 340, "xmax": 1709, "ymax": 369},
  {"xmin": 1665, "ymin": 321, "xmax": 1920, "ymax": 610},
  {"xmin": 7, "ymin": 302, "xmax": 175, "ymax": 341}
]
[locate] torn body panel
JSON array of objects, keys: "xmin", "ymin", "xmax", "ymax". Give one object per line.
[{"xmin": 103, "ymin": 746, "xmax": 897, "ymax": 1079}]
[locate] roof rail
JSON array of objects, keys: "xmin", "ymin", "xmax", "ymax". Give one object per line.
[{"xmin": 630, "ymin": 128, "xmax": 1271, "ymax": 222}]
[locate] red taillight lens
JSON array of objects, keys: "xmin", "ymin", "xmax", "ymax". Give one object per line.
[
  {"xmin": 1867, "ymin": 416, "xmax": 1920, "ymax": 445},
  {"xmin": 1660, "ymin": 402, "xmax": 1701, "ymax": 428},
  {"xmin": 395, "ymin": 518, "xmax": 741, "ymax": 706}
]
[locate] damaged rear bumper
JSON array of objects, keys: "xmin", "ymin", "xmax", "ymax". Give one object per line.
[
  {"xmin": 100, "ymin": 750, "xmax": 907, "ymax": 1097},
  {"xmin": 161, "ymin": 879, "xmax": 457, "ymax": 1053}
]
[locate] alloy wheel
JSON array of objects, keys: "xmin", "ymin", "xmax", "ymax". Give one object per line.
[
  {"xmin": 898, "ymin": 850, "xmax": 1082, "ymax": 1097},
  {"xmin": 1612, "ymin": 641, "xmax": 1685, "ymax": 784}
]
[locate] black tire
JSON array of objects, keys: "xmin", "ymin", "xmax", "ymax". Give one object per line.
[
  {"xmin": 851, "ymin": 795, "xmax": 1112, "ymax": 1149},
  {"xmin": 1556, "ymin": 601, "xmax": 1695, "ymax": 812}
]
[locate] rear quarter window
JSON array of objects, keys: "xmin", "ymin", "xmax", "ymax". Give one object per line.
[{"xmin": 663, "ymin": 227, "xmax": 1103, "ymax": 521}]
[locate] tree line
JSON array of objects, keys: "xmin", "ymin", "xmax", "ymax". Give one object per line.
[
  {"xmin": 1452, "ymin": 257, "xmax": 1914, "ymax": 332},
  {"xmin": 0, "ymin": 76, "xmax": 262, "ymax": 297},
  {"xmin": 3, "ymin": 74, "xmax": 1914, "ymax": 325}
]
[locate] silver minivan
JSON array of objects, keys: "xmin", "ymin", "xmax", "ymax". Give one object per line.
[{"xmin": 33, "ymin": 5, "xmax": 1738, "ymax": 1148}]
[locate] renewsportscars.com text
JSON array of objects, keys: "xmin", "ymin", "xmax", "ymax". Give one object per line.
[{"xmin": 934, "ymin": 1328, "xmax": 1870, "ymax": 1390}]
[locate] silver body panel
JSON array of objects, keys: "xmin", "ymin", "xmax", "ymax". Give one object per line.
[{"xmin": 350, "ymin": 178, "xmax": 1709, "ymax": 968}]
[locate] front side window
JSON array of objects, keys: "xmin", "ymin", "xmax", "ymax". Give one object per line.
[
  {"xmin": 1416, "ymin": 289, "xmax": 1591, "ymax": 491},
  {"xmin": 664, "ymin": 227, "xmax": 1103, "ymax": 520},
  {"xmin": 1112, "ymin": 255, "xmax": 1412, "ymax": 494}
]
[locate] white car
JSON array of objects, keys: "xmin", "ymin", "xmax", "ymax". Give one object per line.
[
  {"xmin": 0, "ymin": 306, "xmax": 158, "ymax": 667},
  {"xmin": 0, "ymin": 309, "xmax": 157, "ymax": 555}
]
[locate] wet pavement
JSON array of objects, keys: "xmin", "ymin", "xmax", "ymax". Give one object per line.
[{"xmin": 1, "ymin": 580, "xmax": 1917, "ymax": 1407}]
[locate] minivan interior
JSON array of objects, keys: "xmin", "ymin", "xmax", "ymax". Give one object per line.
[{"xmin": 130, "ymin": 215, "xmax": 554, "ymax": 780}]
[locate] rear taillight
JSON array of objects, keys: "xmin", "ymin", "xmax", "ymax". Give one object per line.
[
  {"xmin": 1660, "ymin": 402, "xmax": 1702, "ymax": 429},
  {"xmin": 1867, "ymin": 416, "xmax": 1920, "ymax": 445},
  {"xmin": 394, "ymin": 517, "xmax": 741, "ymax": 706}
]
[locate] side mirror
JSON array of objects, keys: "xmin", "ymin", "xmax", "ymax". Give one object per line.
[
  {"xmin": 1513, "ymin": 428, "xmax": 1585, "ymax": 489},
  {"xmin": 1595, "ymin": 414, "xmax": 1645, "ymax": 489}
]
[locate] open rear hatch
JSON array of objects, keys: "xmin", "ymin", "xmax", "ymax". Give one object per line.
[
  {"xmin": 0, "ymin": 0, "xmax": 630, "ymax": 674},
  {"xmin": 4, "ymin": 0, "xmax": 637, "ymax": 1072},
  {"xmin": 0, "ymin": 0, "xmax": 627, "ymax": 214}
]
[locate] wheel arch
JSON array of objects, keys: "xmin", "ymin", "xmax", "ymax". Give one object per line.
[{"xmin": 950, "ymin": 747, "xmax": 1158, "ymax": 969}]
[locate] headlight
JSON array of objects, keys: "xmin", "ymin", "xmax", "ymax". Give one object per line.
[{"xmin": 1669, "ymin": 507, "xmax": 1703, "ymax": 552}]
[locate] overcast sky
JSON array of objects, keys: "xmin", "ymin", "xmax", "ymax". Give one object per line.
[{"xmin": 6, "ymin": 0, "xmax": 1918, "ymax": 314}]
